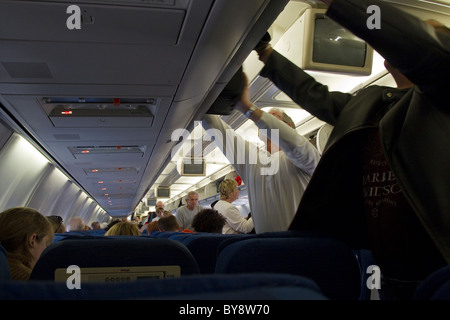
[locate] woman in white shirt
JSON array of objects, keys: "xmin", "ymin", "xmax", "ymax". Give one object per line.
[{"xmin": 214, "ymin": 179, "xmax": 254, "ymax": 234}]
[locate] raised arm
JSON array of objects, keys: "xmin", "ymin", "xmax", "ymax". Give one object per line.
[
  {"xmin": 234, "ymin": 73, "xmax": 320, "ymax": 175},
  {"xmin": 256, "ymin": 111, "xmax": 320, "ymax": 175},
  {"xmin": 325, "ymin": 0, "xmax": 450, "ymax": 106},
  {"xmin": 202, "ymin": 113, "xmax": 254, "ymax": 179},
  {"xmin": 258, "ymin": 48, "xmax": 354, "ymax": 125}
]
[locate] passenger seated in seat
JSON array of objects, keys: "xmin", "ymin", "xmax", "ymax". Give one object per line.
[
  {"xmin": 0, "ymin": 207, "xmax": 54, "ymax": 280},
  {"xmin": 158, "ymin": 214, "xmax": 182, "ymax": 232},
  {"xmin": 146, "ymin": 220, "xmax": 160, "ymax": 234},
  {"xmin": 67, "ymin": 216, "xmax": 86, "ymax": 232},
  {"xmin": 104, "ymin": 219, "xmax": 121, "ymax": 232},
  {"xmin": 191, "ymin": 209, "xmax": 227, "ymax": 233},
  {"xmin": 90, "ymin": 221, "xmax": 101, "ymax": 230},
  {"xmin": 104, "ymin": 221, "xmax": 140, "ymax": 236},
  {"xmin": 46, "ymin": 215, "xmax": 65, "ymax": 233},
  {"xmin": 155, "ymin": 213, "xmax": 195, "ymax": 234}
]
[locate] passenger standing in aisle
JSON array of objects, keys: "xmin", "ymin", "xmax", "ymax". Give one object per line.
[
  {"xmin": 254, "ymin": 0, "xmax": 450, "ymax": 299},
  {"xmin": 214, "ymin": 179, "xmax": 254, "ymax": 234},
  {"xmin": 203, "ymin": 90, "xmax": 320, "ymax": 233},
  {"xmin": 176, "ymin": 191, "xmax": 204, "ymax": 231}
]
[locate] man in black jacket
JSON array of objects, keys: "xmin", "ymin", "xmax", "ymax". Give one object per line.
[{"xmin": 244, "ymin": 0, "xmax": 449, "ymax": 299}]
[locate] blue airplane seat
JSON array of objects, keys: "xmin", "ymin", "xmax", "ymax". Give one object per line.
[
  {"xmin": 0, "ymin": 245, "xmax": 11, "ymax": 281},
  {"xmin": 413, "ymin": 265, "xmax": 450, "ymax": 300},
  {"xmin": 0, "ymin": 273, "xmax": 327, "ymax": 300},
  {"xmin": 84, "ymin": 229, "xmax": 107, "ymax": 236},
  {"xmin": 169, "ymin": 233, "xmax": 251, "ymax": 274},
  {"xmin": 215, "ymin": 230, "xmax": 323, "ymax": 256},
  {"xmin": 29, "ymin": 237, "xmax": 199, "ymax": 281},
  {"xmin": 167, "ymin": 232, "xmax": 202, "ymax": 240},
  {"xmin": 148, "ymin": 230, "xmax": 161, "ymax": 237},
  {"xmin": 151, "ymin": 231, "xmax": 194, "ymax": 238},
  {"xmin": 215, "ymin": 236, "xmax": 361, "ymax": 300},
  {"xmin": 53, "ymin": 230, "xmax": 106, "ymax": 242}
]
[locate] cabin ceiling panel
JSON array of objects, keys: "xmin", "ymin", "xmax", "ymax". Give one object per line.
[
  {"xmin": 0, "ymin": 2, "xmax": 185, "ymax": 45},
  {"xmin": 0, "ymin": 0, "xmax": 289, "ymax": 217}
]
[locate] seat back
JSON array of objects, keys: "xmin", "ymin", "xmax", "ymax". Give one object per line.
[
  {"xmin": 215, "ymin": 237, "xmax": 361, "ymax": 300},
  {"xmin": 414, "ymin": 265, "xmax": 450, "ymax": 300},
  {"xmin": 0, "ymin": 245, "xmax": 11, "ymax": 281},
  {"xmin": 170, "ymin": 233, "xmax": 250, "ymax": 273},
  {"xmin": 53, "ymin": 231, "xmax": 106, "ymax": 242},
  {"xmin": 216, "ymin": 230, "xmax": 322, "ymax": 255},
  {"xmin": 0, "ymin": 273, "xmax": 327, "ymax": 300},
  {"xmin": 30, "ymin": 237, "xmax": 199, "ymax": 281},
  {"xmin": 149, "ymin": 231, "xmax": 195, "ymax": 238}
]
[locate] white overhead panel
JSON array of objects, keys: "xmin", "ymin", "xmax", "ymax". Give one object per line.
[
  {"xmin": 43, "ymin": 97, "xmax": 158, "ymax": 128},
  {"xmin": 69, "ymin": 145, "xmax": 147, "ymax": 160},
  {"xmin": 0, "ymin": 0, "xmax": 290, "ymax": 217},
  {"xmin": 0, "ymin": 2, "xmax": 184, "ymax": 45}
]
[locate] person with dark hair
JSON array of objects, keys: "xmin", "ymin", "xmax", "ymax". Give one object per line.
[
  {"xmin": 0, "ymin": 207, "xmax": 54, "ymax": 280},
  {"xmin": 246, "ymin": 0, "xmax": 449, "ymax": 299},
  {"xmin": 191, "ymin": 209, "xmax": 226, "ymax": 234},
  {"xmin": 104, "ymin": 219, "xmax": 121, "ymax": 232},
  {"xmin": 90, "ymin": 221, "xmax": 101, "ymax": 230},
  {"xmin": 158, "ymin": 214, "xmax": 181, "ymax": 232}
]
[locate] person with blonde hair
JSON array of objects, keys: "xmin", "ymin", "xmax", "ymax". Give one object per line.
[
  {"xmin": 214, "ymin": 179, "xmax": 254, "ymax": 234},
  {"xmin": 0, "ymin": 207, "xmax": 54, "ymax": 280},
  {"xmin": 104, "ymin": 221, "xmax": 140, "ymax": 236}
]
